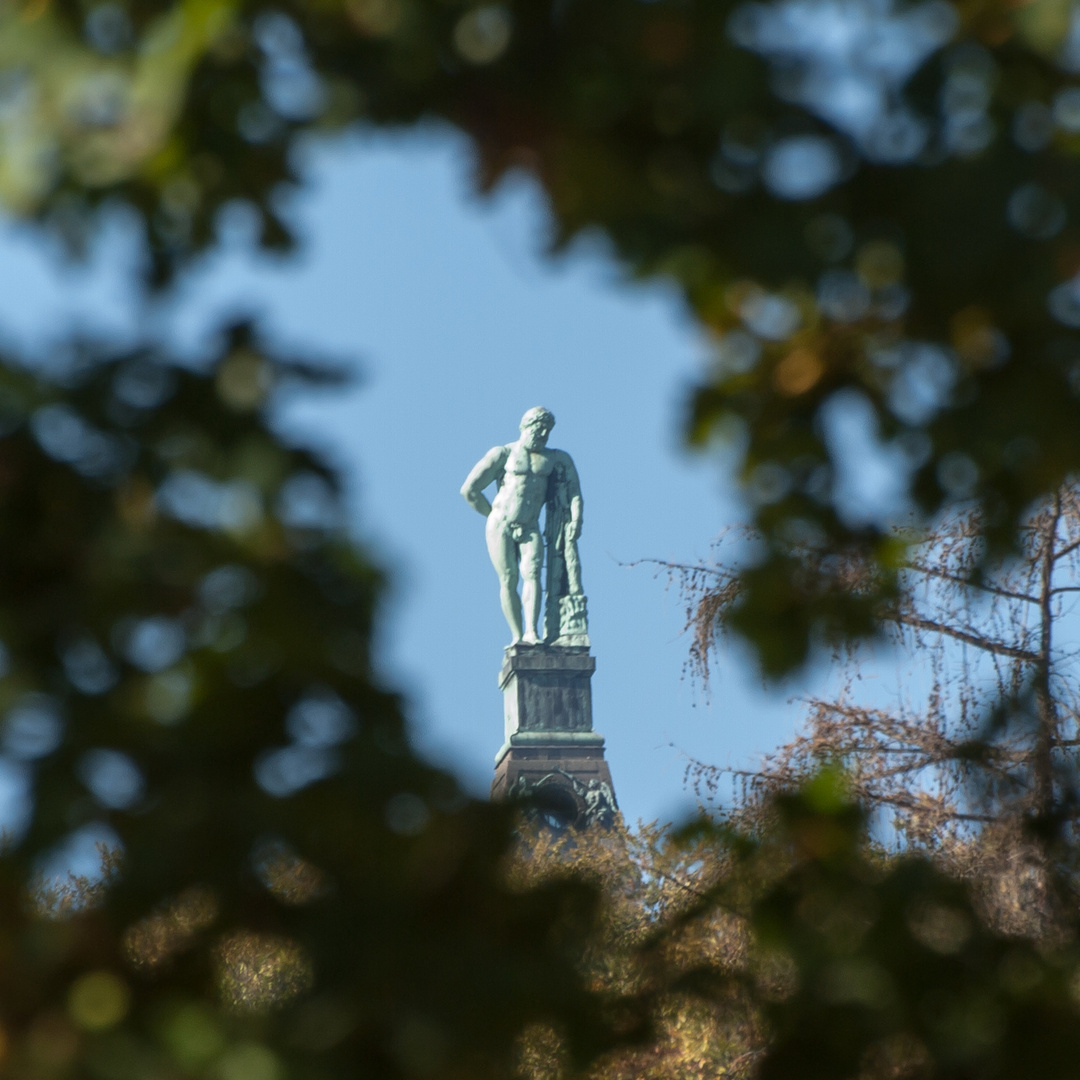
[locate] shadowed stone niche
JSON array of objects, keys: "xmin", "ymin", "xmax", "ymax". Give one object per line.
[{"xmin": 491, "ymin": 644, "xmax": 618, "ymax": 828}]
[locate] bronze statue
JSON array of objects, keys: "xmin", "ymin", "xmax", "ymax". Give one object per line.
[{"xmin": 461, "ymin": 407, "xmax": 589, "ymax": 646}]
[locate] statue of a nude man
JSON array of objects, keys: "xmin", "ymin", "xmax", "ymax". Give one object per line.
[{"xmin": 461, "ymin": 407, "xmax": 585, "ymax": 646}]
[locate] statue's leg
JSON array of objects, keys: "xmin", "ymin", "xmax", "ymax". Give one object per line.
[
  {"xmin": 486, "ymin": 518, "xmax": 523, "ymax": 643},
  {"xmin": 519, "ymin": 531, "xmax": 544, "ymax": 644}
]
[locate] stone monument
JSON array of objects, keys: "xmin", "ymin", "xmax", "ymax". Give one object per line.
[{"xmin": 461, "ymin": 407, "xmax": 618, "ymax": 828}]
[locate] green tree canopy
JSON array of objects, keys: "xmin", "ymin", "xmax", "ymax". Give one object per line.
[
  {"xmin": 6, "ymin": 0, "xmax": 1080, "ymax": 1074},
  {"xmin": 4, "ymin": 0, "xmax": 1080, "ymax": 669},
  {"xmin": 0, "ymin": 324, "xmax": 633, "ymax": 1078}
]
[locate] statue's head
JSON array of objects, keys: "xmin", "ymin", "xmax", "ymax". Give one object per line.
[{"xmin": 519, "ymin": 407, "xmax": 555, "ymax": 450}]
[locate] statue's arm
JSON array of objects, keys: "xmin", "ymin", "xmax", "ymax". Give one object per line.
[
  {"xmin": 559, "ymin": 452, "xmax": 584, "ymax": 539},
  {"xmin": 460, "ymin": 446, "xmax": 508, "ymax": 517}
]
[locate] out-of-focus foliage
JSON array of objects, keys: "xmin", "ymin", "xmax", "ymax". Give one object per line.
[
  {"xmin": 512, "ymin": 770, "xmax": 1080, "ymax": 1080},
  {"xmin": 7, "ymin": 0, "xmax": 1080, "ymax": 668},
  {"xmin": 559, "ymin": 493, "xmax": 1080, "ymax": 1080},
  {"xmin": 506, "ymin": 820, "xmax": 760, "ymax": 1080},
  {"xmin": 679, "ymin": 483, "xmax": 1080, "ymax": 910},
  {"xmin": 14, "ymin": 0, "xmax": 1080, "ymax": 1066},
  {"xmin": 0, "ymin": 323, "xmax": 631, "ymax": 1080},
  {"xmin": 724, "ymin": 775, "xmax": 1080, "ymax": 1080}
]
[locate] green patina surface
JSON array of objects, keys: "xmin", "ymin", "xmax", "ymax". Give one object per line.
[{"xmin": 462, "ymin": 408, "xmax": 590, "ymax": 647}]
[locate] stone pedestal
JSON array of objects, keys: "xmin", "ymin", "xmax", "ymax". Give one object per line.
[{"xmin": 491, "ymin": 644, "xmax": 617, "ymax": 828}]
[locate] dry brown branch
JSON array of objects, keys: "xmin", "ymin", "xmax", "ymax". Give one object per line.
[
  {"xmin": 664, "ymin": 483, "xmax": 1080, "ymax": 933},
  {"xmin": 891, "ymin": 613, "xmax": 1040, "ymax": 663}
]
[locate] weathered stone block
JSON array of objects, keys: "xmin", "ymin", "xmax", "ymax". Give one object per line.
[
  {"xmin": 498, "ymin": 643, "xmax": 594, "ymax": 739},
  {"xmin": 492, "ymin": 643, "xmax": 617, "ymax": 828}
]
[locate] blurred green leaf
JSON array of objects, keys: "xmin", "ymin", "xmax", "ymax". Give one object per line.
[{"xmin": 0, "ymin": 321, "xmax": 635, "ymax": 1078}]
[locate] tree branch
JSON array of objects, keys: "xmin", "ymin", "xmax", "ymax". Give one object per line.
[
  {"xmin": 895, "ymin": 613, "xmax": 1040, "ymax": 663},
  {"xmin": 906, "ymin": 562, "xmax": 1039, "ymax": 605}
]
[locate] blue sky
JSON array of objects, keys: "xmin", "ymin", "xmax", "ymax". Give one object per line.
[{"xmin": 0, "ymin": 126, "xmax": 835, "ymax": 825}]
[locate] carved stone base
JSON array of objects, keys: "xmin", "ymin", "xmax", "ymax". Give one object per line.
[
  {"xmin": 499, "ymin": 644, "xmax": 594, "ymax": 741},
  {"xmin": 492, "ymin": 643, "xmax": 617, "ymax": 828},
  {"xmin": 492, "ymin": 743, "xmax": 618, "ymax": 828}
]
